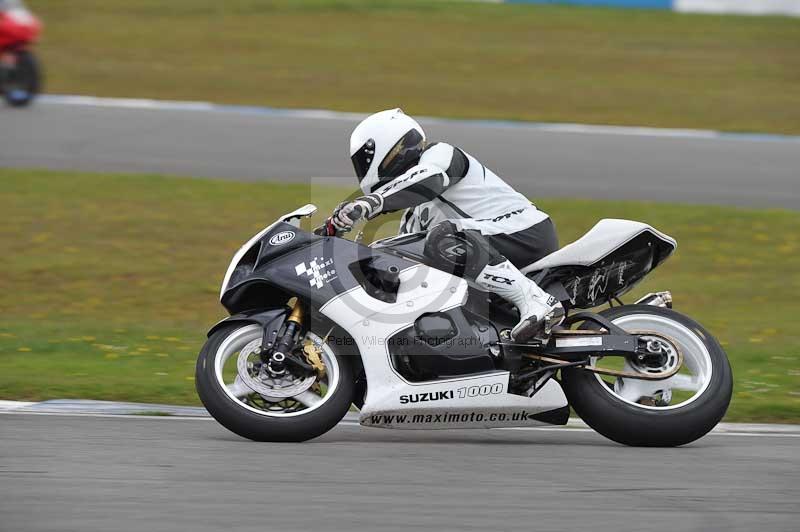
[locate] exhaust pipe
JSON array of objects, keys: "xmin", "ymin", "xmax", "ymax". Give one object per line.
[{"xmin": 635, "ymin": 291, "xmax": 673, "ymax": 308}]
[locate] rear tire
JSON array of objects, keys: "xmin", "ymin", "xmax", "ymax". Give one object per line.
[
  {"xmin": 196, "ymin": 323, "xmax": 355, "ymax": 442},
  {"xmin": 562, "ymin": 305, "xmax": 732, "ymax": 447},
  {"xmin": 3, "ymin": 50, "xmax": 40, "ymax": 107}
]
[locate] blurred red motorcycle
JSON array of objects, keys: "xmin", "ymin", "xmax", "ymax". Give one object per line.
[{"xmin": 0, "ymin": 0, "xmax": 41, "ymax": 107}]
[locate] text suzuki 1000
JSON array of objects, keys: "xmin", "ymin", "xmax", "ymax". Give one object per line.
[{"xmin": 196, "ymin": 204, "xmax": 732, "ymax": 446}]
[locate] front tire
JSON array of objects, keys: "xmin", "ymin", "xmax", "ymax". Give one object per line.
[
  {"xmin": 196, "ymin": 323, "xmax": 354, "ymax": 442},
  {"xmin": 562, "ymin": 305, "xmax": 732, "ymax": 447}
]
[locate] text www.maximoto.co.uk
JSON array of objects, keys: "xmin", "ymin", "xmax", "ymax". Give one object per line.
[{"xmin": 369, "ymin": 411, "xmax": 534, "ymax": 425}]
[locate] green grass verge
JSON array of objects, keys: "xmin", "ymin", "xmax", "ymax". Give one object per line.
[
  {"xmin": 1, "ymin": 168, "xmax": 799, "ymax": 421},
  {"xmin": 32, "ymin": 0, "xmax": 800, "ymax": 134}
]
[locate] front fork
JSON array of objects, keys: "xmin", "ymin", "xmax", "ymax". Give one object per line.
[{"xmin": 260, "ymin": 299, "xmax": 314, "ymax": 376}]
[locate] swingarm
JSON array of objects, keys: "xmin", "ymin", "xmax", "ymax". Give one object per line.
[{"xmin": 505, "ymin": 311, "xmax": 684, "ymax": 385}]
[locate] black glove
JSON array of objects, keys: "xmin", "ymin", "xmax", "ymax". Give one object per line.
[{"xmin": 331, "ymin": 193, "xmax": 384, "ymax": 231}]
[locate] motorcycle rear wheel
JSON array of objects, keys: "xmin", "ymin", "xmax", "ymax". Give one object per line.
[
  {"xmin": 561, "ymin": 305, "xmax": 732, "ymax": 447},
  {"xmin": 2, "ymin": 49, "xmax": 40, "ymax": 107},
  {"xmin": 196, "ymin": 323, "xmax": 354, "ymax": 442}
]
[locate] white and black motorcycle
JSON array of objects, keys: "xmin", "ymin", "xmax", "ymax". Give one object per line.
[{"xmin": 196, "ymin": 204, "xmax": 732, "ymax": 446}]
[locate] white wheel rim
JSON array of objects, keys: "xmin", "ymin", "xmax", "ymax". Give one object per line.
[
  {"xmin": 592, "ymin": 314, "xmax": 713, "ymax": 411},
  {"xmin": 213, "ymin": 325, "xmax": 340, "ymax": 418}
]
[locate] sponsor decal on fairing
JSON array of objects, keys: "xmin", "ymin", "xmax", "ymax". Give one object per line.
[
  {"xmin": 369, "ymin": 409, "xmax": 538, "ymax": 426},
  {"xmin": 399, "ymin": 383, "xmax": 503, "ymax": 404},
  {"xmin": 269, "ymin": 231, "xmax": 296, "ymax": 246},
  {"xmin": 294, "ymin": 257, "xmax": 338, "ymax": 289}
]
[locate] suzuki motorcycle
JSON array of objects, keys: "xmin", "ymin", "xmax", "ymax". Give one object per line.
[
  {"xmin": 0, "ymin": 0, "xmax": 41, "ymax": 107},
  {"xmin": 196, "ymin": 204, "xmax": 732, "ymax": 446}
]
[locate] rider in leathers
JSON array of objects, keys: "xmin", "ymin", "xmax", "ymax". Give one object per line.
[{"xmin": 331, "ymin": 108, "xmax": 564, "ymax": 341}]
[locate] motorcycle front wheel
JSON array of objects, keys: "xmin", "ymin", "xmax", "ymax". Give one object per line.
[
  {"xmin": 2, "ymin": 49, "xmax": 40, "ymax": 107},
  {"xmin": 561, "ymin": 305, "xmax": 733, "ymax": 447},
  {"xmin": 196, "ymin": 323, "xmax": 354, "ymax": 442}
]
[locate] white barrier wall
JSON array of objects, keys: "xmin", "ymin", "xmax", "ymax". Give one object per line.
[
  {"xmin": 675, "ymin": 0, "xmax": 800, "ymax": 15},
  {"xmin": 504, "ymin": 0, "xmax": 800, "ymax": 17}
]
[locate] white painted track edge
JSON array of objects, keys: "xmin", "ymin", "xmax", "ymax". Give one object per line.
[{"xmin": 38, "ymin": 94, "xmax": 800, "ymax": 143}]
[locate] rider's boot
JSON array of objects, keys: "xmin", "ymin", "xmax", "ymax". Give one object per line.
[{"xmin": 476, "ymin": 259, "xmax": 565, "ymax": 342}]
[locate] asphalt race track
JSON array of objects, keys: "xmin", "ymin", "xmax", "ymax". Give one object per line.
[
  {"xmin": 1, "ymin": 413, "xmax": 798, "ymax": 532},
  {"xmin": 1, "ymin": 99, "xmax": 799, "ymax": 209}
]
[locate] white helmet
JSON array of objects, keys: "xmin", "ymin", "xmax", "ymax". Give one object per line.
[{"xmin": 349, "ymin": 108, "xmax": 426, "ymax": 190}]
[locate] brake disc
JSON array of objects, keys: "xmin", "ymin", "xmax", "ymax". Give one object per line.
[{"xmin": 236, "ymin": 339, "xmax": 316, "ymax": 398}]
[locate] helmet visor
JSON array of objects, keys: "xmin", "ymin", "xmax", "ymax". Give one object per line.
[
  {"xmin": 351, "ymin": 139, "xmax": 375, "ymax": 181},
  {"xmin": 378, "ymin": 129, "xmax": 425, "ymax": 178}
]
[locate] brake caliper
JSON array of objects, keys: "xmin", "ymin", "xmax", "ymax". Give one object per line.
[{"xmin": 303, "ymin": 342, "xmax": 326, "ymax": 378}]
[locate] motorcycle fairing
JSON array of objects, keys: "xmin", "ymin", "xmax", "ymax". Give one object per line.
[
  {"xmin": 220, "ymin": 205, "xmax": 318, "ymax": 299},
  {"xmin": 0, "ymin": 2, "xmax": 40, "ymax": 49},
  {"xmin": 359, "ymin": 373, "xmax": 569, "ymax": 430},
  {"xmin": 524, "ymin": 219, "xmax": 677, "ymax": 309},
  {"xmin": 220, "ymin": 203, "xmax": 419, "ymax": 313},
  {"xmin": 524, "ymin": 219, "xmax": 676, "ymax": 271},
  {"xmin": 369, "ymin": 232, "xmax": 427, "ymax": 263},
  {"xmin": 221, "ymin": 232, "xmax": 417, "ymax": 314},
  {"xmin": 206, "ymin": 306, "xmax": 288, "ymax": 338},
  {"xmin": 319, "ymin": 264, "xmax": 568, "ymax": 429}
]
